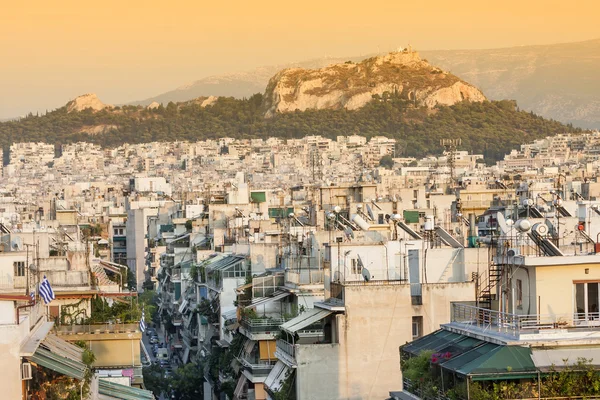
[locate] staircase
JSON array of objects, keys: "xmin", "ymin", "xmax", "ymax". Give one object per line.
[{"xmin": 477, "ymin": 263, "xmax": 502, "ymax": 310}]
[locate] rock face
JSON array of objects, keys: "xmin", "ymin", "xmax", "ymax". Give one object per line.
[
  {"xmin": 146, "ymin": 101, "xmax": 161, "ymax": 110},
  {"xmin": 263, "ymin": 51, "xmax": 486, "ymax": 117},
  {"xmin": 66, "ymin": 93, "xmax": 111, "ymax": 113}
]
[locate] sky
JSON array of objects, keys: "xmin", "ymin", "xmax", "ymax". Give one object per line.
[{"xmin": 1, "ymin": 0, "xmax": 598, "ymax": 119}]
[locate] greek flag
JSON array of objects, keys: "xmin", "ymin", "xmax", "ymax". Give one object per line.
[
  {"xmin": 39, "ymin": 276, "xmax": 55, "ymax": 304},
  {"xmin": 139, "ymin": 309, "xmax": 146, "ymax": 333},
  {"xmin": 30, "ymin": 291, "xmax": 35, "ymax": 304}
]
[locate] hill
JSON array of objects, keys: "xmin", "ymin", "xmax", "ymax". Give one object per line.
[
  {"xmin": 133, "ymin": 39, "xmax": 600, "ymax": 128},
  {"xmin": 263, "ymin": 50, "xmax": 485, "ymax": 117},
  {"xmin": 422, "ymin": 38, "xmax": 600, "ymax": 129},
  {"xmin": 0, "ymin": 94, "xmax": 580, "ymax": 162}
]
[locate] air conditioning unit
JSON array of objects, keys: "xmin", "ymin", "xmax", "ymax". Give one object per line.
[
  {"xmin": 21, "ymin": 362, "xmax": 32, "ymax": 380},
  {"xmin": 507, "ymin": 248, "xmax": 520, "ymax": 258}
]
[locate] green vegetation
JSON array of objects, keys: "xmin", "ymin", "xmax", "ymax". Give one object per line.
[
  {"xmin": 0, "ymin": 95, "xmax": 581, "ymax": 161},
  {"xmin": 402, "ymin": 351, "xmax": 600, "ymax": 400},
  {"xmin": 379, "ymin": 154, "xmax": 394, "ymax": 169}
]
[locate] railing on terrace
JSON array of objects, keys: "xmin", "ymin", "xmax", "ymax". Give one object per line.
[
  {"xmin": 239, "ymin": 358, "xmax": 276, "ymax": 376},
  {"xmin": 252, "ymin": 274, "xmax": 284, "ymax": 298},
  {"xmin": 451, "ymin": 303, "xmax": 600, "ymax": 339},
  {"xmin": 276, "ymin": 339, "xmax": 296, "ymax": 360},
  {"xmin": 285, "ymin": 269, "xmax": 324, "ymax": 285},
  {"xmin": 403, "ymin": 378, "xmax": 450, "ymax": 400},
  {"xmin": 55, "ymin": 323, "xmax": 140, "ymax": 334},
  {"xmin": 241, "ymin": 317, "xmax": 288, "ymax": 333}
]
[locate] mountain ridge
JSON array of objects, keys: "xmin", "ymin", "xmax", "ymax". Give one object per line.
[{"xmin": 130, "ymin": 38, "xmax": 600, "ymax": 128}]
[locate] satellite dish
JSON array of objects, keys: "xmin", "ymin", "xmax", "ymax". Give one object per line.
[
  {"xmin": 333, "ymin": 271, "xmax": 343, "ymax": 282},
  {"xmin": 334, "ymin": 206, "xmax": 342, "ymax": 213},
  {"xmin": 11, "ymin": 237, "xmax": 23, "ymax": 251},
  {"xmin": 362, "ymin": 267, "xmax": 371, "ymax": 282}
]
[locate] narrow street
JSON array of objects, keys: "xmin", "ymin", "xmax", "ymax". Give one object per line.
[{"xmin": 141, "ymin": 328, "xmax": 171, "ymax": 400}]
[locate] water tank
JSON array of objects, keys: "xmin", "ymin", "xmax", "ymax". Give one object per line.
[
  {"xmin": 351, "ymin": 214, "xmax": 371, "ymax": 231},
  {"xmin": 515, "ymin": 219, "xmax": 531, "ymax": 232},
  {"xmin": 424, "ymin": 215, "xmax": 435, "ymax": 231}
]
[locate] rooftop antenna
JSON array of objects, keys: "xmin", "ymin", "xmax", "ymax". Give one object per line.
[{"xmin": 441, "ymin": 138, "xmax": 461, "ymax": 187}]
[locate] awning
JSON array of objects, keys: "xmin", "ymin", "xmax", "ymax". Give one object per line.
[
  {"xmin": 234, "ymin": 374, "xmax": 248, "ymax": 399},
  {"xmin": 27, "ymin": 347, "xmax": 86, "ymax": 380},
  {"xmin": 222, "ymin": 308, "xmax": 237, "ymax": 321},
  {"xmin": 402, "ymin": 329, "xmax": 463, "ymax": 356},
  {"xmin": 40, "ymin": 334, "xmax": 85, "ymax": 361},
  {"xmin": 98, "ymin": 379, "xmax": 154, "ymax": 400},
  {"xmin": 209, "ymin": 255, "xmax": 246, "ymax": 271},
  {"xmin": 178, "ymin": 299, "xmax": 189, "ymax": 314},
  {"xmin": 182, "ymin": 347, "xmax": 190, "ymax": 364},
  {"xmin": 264, "ymin": 360, "xmax": 290, "ymax": 392},
  {"xmin": 20, "ymin": 321, "xmax": 54, "ymax": 356},
  {"xmin": 169, "ymin": 233, "xmax": 190, "ymax": 244},
  {"xmin": 280, "ymin": 308, "xmax": 332, "ymax": 334},
  {"xmin": 243, "ymin": 339, "xmax": 256, "ymax": 356},
  {"xmin": 245, "ymin": 290, "xmax": 290, "ymax": 309},
  {"xmin": 532, "ymin": 348, "xmax": 600, "ymax": 370},
  {"xmin": 441, "ymin": 343, "xmax": 536, "ymax": 380}
]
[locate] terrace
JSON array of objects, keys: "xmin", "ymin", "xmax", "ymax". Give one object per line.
[{"xmin": 447, "ymin": 303, "xmax": 600, "ymax": 343}]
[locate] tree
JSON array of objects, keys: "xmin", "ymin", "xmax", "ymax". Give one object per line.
[
  {"xmin": 142, "ymin": 364, "xmax": 168, "ymax": 397},
  {"xmin": 169, "ymin": 363, "xmax": 205, "ymax": 400},
  {"xmin": 185, "ymin": 220, "xmax": 193, "ymax": 231},
  {"xmin": 379, "ymin": 154, "xmax": 394, "ymax": 169}
]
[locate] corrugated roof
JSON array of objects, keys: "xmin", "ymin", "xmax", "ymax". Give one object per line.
[
  {"xmin": 98, "ymin": 379, "xmax": 154, "ymax": 400},
  {"xmin": 264, "ymin": 360, "xmax": 290, "ymax": 392},
  {"xmin": 280, "ymin": 308, "xmax": 332, "ymax": 334},
  {"xmin": 41, "ymin": 334, "xmax": 85, "ymax": 361},
  {"xmin": 402, "ymin": 330, "xmax": 463, "ymax": 356},
  {"xmin": 209, "ymin": 254, "xmax": 246, "ymax": 271},
  {"xmin": 245, "ymin": 290, "xmax": 290, "ymax": 309},
  {"xmin": 27, "ymin": 347, "xmax": 86, "ymax": 380}
]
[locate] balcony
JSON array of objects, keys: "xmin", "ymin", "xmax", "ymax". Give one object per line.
[
  {"xmin": 275, "ymin": 339, "xmax": 297, "ymax": 366},
  {"xmin": 449, "ymin": 303, "xmax": 600, "ymax": 341},
  {"xmin": 241, "ymin": 317, "xmax": 287, "ymax": 334},
  {"xmin": 285, "ymin": 269, "xmax": 324, "ymax": 286},
  {"xmin": 240, "ymin": 358, "xmax": 275, "ymax": 380}
]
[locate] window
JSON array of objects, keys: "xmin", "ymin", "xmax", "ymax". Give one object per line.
[
  {"xmin": 378, "ymin": 214, "xmax": 384, "ymax": 224},
  {"xmin": 351, "ymin": 259, "xmax": 362, "ymax": 274},
  {"xmin": 516, "ymin": 279, "xmax": 523, "ymax": 308},
  {"xmin": 14, "ymin": 261, "xmax": 25, "ymax": 277},
  {"xmin": 574, "ymin": 282, "xmax": 600, "ymax": 319},
  {"xmin": 412, "ymin": 316, "xmax": 423, "ymax": 339}
]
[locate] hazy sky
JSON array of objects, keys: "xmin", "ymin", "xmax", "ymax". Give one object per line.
[{"xmin": 1, "ymin": 0, "xmax": 598, "ymax": 119}]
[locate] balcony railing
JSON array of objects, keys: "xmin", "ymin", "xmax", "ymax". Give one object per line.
[
  {"xmin": 239, "ymin": 358, "xmax": 275, "ymax": 377},
  {"xmin": 285, "ymin": 270, "xmax": 324, "ymax": 286},
  {"xmin": 241, "ymin": 317, "xmax": 287, "ymax": 333},
  {"xmin": 276, "ymin": 339, "xmax": 296, "ymax": 361},
  {"xmin": 451, "ymin": 303, "xmax": 600, "ymax": 339}
]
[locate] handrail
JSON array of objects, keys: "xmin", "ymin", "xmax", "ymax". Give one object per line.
[{"xmin": 451, "ymin": 303, "xmax": 600, "ymax": 338}]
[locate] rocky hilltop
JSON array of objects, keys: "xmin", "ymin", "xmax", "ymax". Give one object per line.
[
  {"xmin": 263, "ymin": 50, "xmax": 486, "ymax": 117},
  {"xmin": 66, "ymin": 93, "xmax": 112, "ymax": 113}
]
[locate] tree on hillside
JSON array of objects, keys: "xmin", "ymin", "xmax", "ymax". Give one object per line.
[{"xmin": 379, "ymin": 154, "xmax": 394, "ymax": 169}]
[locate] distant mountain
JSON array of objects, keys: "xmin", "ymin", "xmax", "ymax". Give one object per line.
[
  {"xmin": 129, "ymin": 56, "xmax": 374, "ymax": 106},
  {"xmin": 132, "ymin": 39, "xmax": 600, "ymax": 128},
  {"xmin": 422, "ymin": 39, "xmax": 600, "ymax": 129}
]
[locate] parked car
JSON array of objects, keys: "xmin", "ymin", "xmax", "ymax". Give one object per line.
[
  {"xmin": 149, "ymin": 335, "xmax": 159, "ymax": 344},
  {"xmin": 145, "ymin": 328, "xmax": 155, "ymax": 337}
]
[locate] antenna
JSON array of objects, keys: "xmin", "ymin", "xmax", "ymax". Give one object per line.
[{"xmin": 440, "ymin": 138, "xmax": 461, "ymax": 187}]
